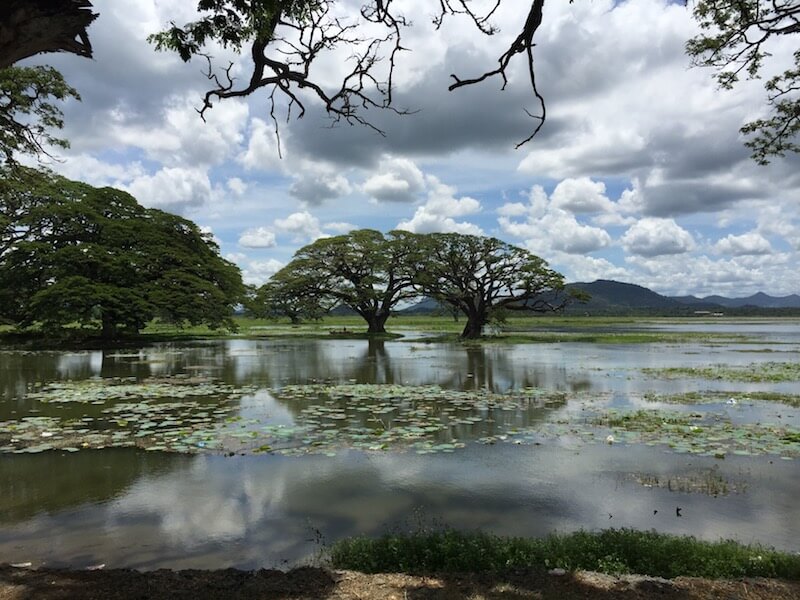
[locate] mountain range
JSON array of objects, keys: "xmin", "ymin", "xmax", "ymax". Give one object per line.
[
  {"xmin": 568, "ymin": 280, "xmax": 800, "ymax": 312},
  {"xmin": 400, "ymin": 280, "xmax": 800, "ymax": 315}
]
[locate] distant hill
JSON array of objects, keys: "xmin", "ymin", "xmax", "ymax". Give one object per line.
[
  {"xmin": 566, "ymin": 280, "xmax": 681, "ymax": 310},
  {"xmin": 397, "ymin": 280, "xmax": 800, "ymax": 316},
  {"xmin": 674, "ymin": 292, "xmax": 800, "ymax": 309}
]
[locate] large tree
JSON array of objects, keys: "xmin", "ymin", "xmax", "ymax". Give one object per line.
[
  {"xmin": 0, "ymin": 167, "xmax": 244, "ymax": 338},
  {"xmin": 262, "ymin": 229, "xmax": 422, "ymax": 333},
  {"xmin": 415, "ymin": 233, "xmax": 570, "ymax": 339}
]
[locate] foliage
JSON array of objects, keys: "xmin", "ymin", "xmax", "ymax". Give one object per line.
[
  {"xmin": 415, "ymin": 233, "xmax": 571, "ymax": 339},
  {"xmin": 329, "ymin": 528, "xmax": 800, "ymax": 579},
  {"xmin": 0, "ymin": 66, "xmax": 80, "ymax": 163},
  {"xmin": 247, "ymin": 270, "xmax": 329, "ymax": 324},
  {"xmin": 261, "ymin": 229, "xmax": 423, "ymax": 333},
  {"xmin": 687, "ymin": 1, "xmax": 800, "ymax": 163},
  {"xmin": 0, "ymin": 167, "xmax": 244, "ymax": 337}
]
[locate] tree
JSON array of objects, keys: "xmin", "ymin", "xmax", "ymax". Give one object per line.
[
  {"xmin": 0, "ymin": 66, "xmax": 80, "ymax": 163},
  {"xmin": 0, "ymin": 167, "xmax": 244, "ymax": 338},
  {"xmin": 263, "ymin": 229, "xmax": 421, "ymax": 334},
  {"xmin": 415, "ymin": 233, "xmax": 570, "ymax": 339},
  {"xmin": 248, "ymin": 271, "xmax": 329, "ymax": 324},
  {"xmin": 150, "ymin": 0, "xmax": 799, "ymax": 161},
  {"xmin": 0, "ymin": 1, "xmax": 94, "ymax": 164},
  {"xmin": 686, "ymin": 0, "xmax": 800, "ymax": 164},
  {"xmin": 0, "ymin": 0, "xmax": 97, "ymax": 69}
]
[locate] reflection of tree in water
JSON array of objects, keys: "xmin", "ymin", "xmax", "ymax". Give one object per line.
[
  {"xmin": 351, "ymin": 339, "xmax": 393, "ymax": 384},
  {"xmin": 0, "ymin": 448, "xmax": 188, "ymax": 524}
]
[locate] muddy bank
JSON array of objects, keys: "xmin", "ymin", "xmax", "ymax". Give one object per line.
[{"xmin": 2, "ymin": 565, "xmax": 799, "ymax": 600}]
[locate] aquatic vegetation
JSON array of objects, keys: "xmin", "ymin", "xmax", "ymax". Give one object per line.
[
  {"xmin": 2, "ymin": 379, "xmax": 799, "ymax": 459},
  {"xmin": 0, "ymin": 381, "xmax": 571, "ymax": 456},
  {"xmin": 643, "ymin": 390, "xmax": 800, "ymax": 408},
  {"xmin": 643, "ymin": 361, "xmax": 800, "ymax": 382},
  {"xmin": 624, "ymin": 468, "xmax": 747, "ymax": 496}
]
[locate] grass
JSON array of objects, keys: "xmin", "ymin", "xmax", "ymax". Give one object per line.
[
  {"xmin": 643, "ymin": 362, "xmax": 800, "ymax": 383},
  {"xmin": 329, "ymin": 529, "xmax": 800, "ymax": 580},
  {"xmin": 3, "ymin": 314, "xmax": 798, "ymax": 345},
  {"xmin": 644, "ymin": 390, "xmax": 800, "ymax": 408}
]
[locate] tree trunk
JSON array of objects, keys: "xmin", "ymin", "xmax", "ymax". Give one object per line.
[
  {"xmin": 365, "ymin": 311, "xmax": 389, "ymax": 334},
  {"xmin": 100, "ymin": 312, "xmax": 117, "ymax": 339},
  {"xmin": 460, "ymin": 310, "xmax": 485, "ymax": 339}
]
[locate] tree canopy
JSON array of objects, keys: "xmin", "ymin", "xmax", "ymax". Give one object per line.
[
  {"xmin": 0, "ymin": 167, "xmax": 244, "ymax": 338},
  {"xmin": 259, "ymin": 229, "xmax": 571, "ymax": 338},
  {"xmin": 258, "ymin": 229, "xmax": 422, "ymax": 334},
  {"xmin": 414, "ymin": 233, "xmax": 572, "ymax": 339},
  {"xmin": 686, "ymin": 0, "xmax": 800, "ymax": 164}
]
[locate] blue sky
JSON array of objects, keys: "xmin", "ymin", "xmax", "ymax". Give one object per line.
[{"xmin": 22, "ymin": 0, "xmax": 800, "ymax": 296}]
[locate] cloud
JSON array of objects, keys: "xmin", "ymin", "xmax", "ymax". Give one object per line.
[
  {"xmin": 273, "ymin": 211, "xmax": 326, "ymax": 242},
  {"xmin": 621, "ymin": 218, "xmax": 695, "ymax": 257},
  {"xmin": 241, "ymin": 259, "xmax": 285, "ymax": 286},
  {"xmin": 289, "ymin": 170, "xmax": 352, "ymax": 205},
  {"xmin": 396, "ymin": 176, "xmax": 482, "ymax": 235},
  {"xmin": 238, "ymin": 227, "xmax": 277, "ymax": 249},
  {"xmin": 498, "ymin": 184, "xmax": 612, "ymax": 256},
  {"xmin": 550, "ymin": 178, "xmax": 615, "ymax": 214},
  {"xmin": 227, "ymin": 177, "xmax": 247, "ymax": 196},
  {"xmin": 362, "ymin": 157, "xmax": 425, "ymax": 203},
  {"xmin": 238, "ymin": 118, "xmax": 283, "ymax": 171},
  {"xmin": 124, "ymin": 167, "xmax": 213, "ymax": 213},
  {"xmin": 323, "ymin": 222, "xmax": 357, "ymax": 234},
  {"xmin": 714, "ymin": 232, "xmax": 772, "ymax": 256}
]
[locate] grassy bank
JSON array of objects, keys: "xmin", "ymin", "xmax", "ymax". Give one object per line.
[{"xmin": 329, "ymin": 529, "xmax": 800, "ymax": 580}]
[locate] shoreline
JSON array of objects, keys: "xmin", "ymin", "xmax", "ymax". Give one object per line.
[{"xmin": 2, "ymin": 565, "xmax": 800, "ymax": 600}]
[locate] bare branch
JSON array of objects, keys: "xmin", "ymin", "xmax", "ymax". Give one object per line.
[{"xmin": 444, "ymin": 0, "xmax": 547, "ymax": 148}]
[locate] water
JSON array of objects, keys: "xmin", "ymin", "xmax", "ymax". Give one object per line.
[{"xmin": 1, "ymin": 321, "xmax": 799, "ymax": 569}]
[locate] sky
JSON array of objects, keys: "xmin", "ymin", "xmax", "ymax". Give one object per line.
[{"xmin": 20, "ymin": 0, "xmax": 800, "ymax": 297}]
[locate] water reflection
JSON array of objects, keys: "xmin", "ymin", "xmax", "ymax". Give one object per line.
[
  {"xmin": 0, "ymin": 445, "xmax": 798, "ymax": 570},
  {"xmin": 1, "ymin": 325, "xmax": 799, "ymax": 569}
]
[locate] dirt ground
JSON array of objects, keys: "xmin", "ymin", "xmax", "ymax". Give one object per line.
[{"xmin": 2, "ymin": 565, "xmax": 800, "ymax": 600}]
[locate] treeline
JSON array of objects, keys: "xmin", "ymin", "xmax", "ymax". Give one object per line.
[
  {"xmin": 248, "ymin": 229, "xmax": 577, "ymax": 339},
  {"xmin": 0, "ymin": 168, "xmax": 575, "ymax": 341},
  {"xmin": 0, "ymin": 167, "xmax": 244, "ymax": 338}
]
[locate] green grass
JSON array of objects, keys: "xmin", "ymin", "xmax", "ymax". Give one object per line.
[
  {"xmin": 329, "ymin": 529, "xmax": 800, "ymax": 579},
  {"xmin": 644, "ymin": 390, "xmax": 800, "ymax": 408},
  {"xmin": 643, "ymin": 362, "xmax": 800, "ymax": 383}
]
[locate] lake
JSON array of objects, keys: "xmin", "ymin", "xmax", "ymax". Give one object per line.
[{"xmin": 1, "ymin": 320, "xmax": 799, "ymax": 570}]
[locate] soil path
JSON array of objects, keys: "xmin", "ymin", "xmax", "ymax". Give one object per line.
[{"xmin": 2, "ymin": 565, "xmax": 800, "ymax": 599}]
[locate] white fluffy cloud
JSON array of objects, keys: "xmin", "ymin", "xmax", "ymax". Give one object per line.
[
  {"xmin": 238, "ymin": 227, "xmax": 277, "ymax": 249},
  {"xmin": 273, "ymin": 211, "xmax": 326, "ymax": 242},
  {"xmin": 621, "ymin": 218, "xmax": 695, "ymax": 257},
  {"xmin": 124, "ymin": 167, "xmax": 213, "ymax": 213},
  {"xmin": 362, "ymin": 157, "xmax": 426, "ymax": 203},
  {"xmin": 498, "ymin": 183, "xmax": 612, "ymax": 256},
  {"xmin": 396, "ymin": 176, "xmax": 482, "ymax": 235},
  {"xmin": 550, "ymin": 178, "xmax": 615, "ymax": 214},
  {"xmin": 714, "ymin": 232, "xmax": 773, "ymax": 256}
]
